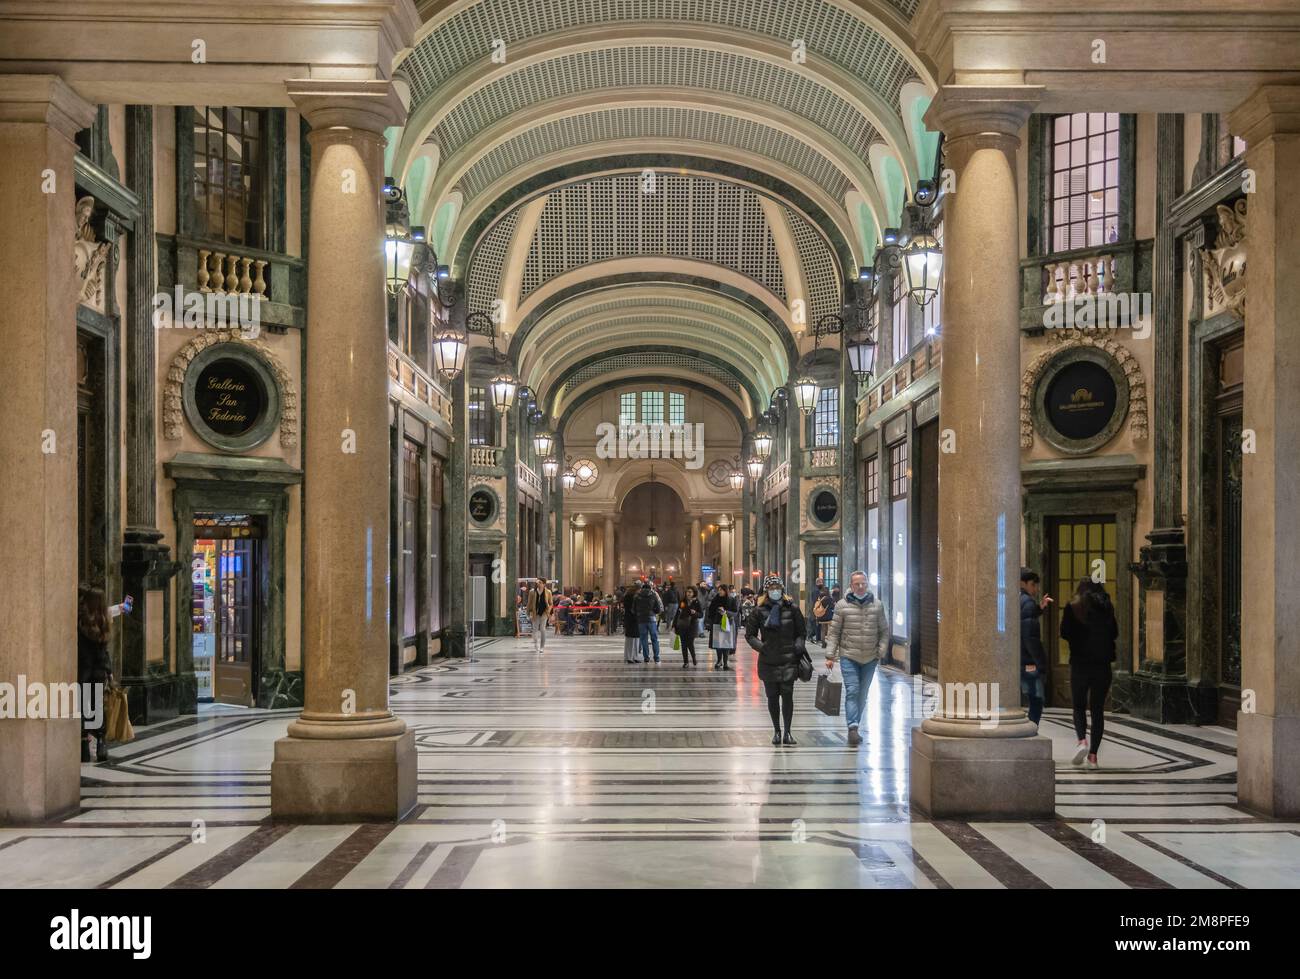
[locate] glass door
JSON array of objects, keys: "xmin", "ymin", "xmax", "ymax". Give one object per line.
[
  {"xmin": 1046, "ymin": 516, "xmax": 1117, "ymax": 707},
  {"xmin": 192, "ymin": 513, "xmax": 263, "ymax": 706}
]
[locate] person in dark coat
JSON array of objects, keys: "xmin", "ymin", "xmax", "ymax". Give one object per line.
[
  {"xmin": 1059, "ymin": 578, "xmax": 1119, "ymax": 768},
  {"xmin": 705, "ymin": 583, "xmax": 738, "ymax": 670},
  {"xmin": 622, "ymin": 584, "xmax": 641, "ymax": 663},
  {"xmin": 1019, "ymin": 568, "xmax": 1052, "ymax": 727},
  {"xmin": 744, "ymin": 575, "xmax": 808, "ymax": 746},
  {"xmin": 77, "ymin": 584, "xmax": 115, "ymax": 762},
  {"xmin": 674, "ymin": 587, "xmax": 703, "ymax": 667},
  {"xmin": 633, "ymin": 579, "xmax": 663, "ymax": 663}
]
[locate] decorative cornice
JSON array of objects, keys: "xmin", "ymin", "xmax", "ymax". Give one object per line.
[{"xmin": 0, "ymin": 73, "xmax": 95, "ymax": 139}]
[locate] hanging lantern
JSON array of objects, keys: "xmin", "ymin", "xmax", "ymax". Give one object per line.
[
  {"xmin": 752, "ymin": 428, "xmax": 773, "ymax": 460},
  {"xmin": 489, "ymin": 371, "xmax": 518, "ymax": 413},
  {"xmin": 793, "ymin": 376, "xmax": 819, "ymax": 414},
  {"xmin": 561, "ymin": 467, "xmax": 577, "ymax": 491},
  {"xmin": 542, "ymin": 457, "xmax": 559, "ymax": 480},
  {"xmin": 902, "ymin": 229, "xmax": 942, "ymax": 307},
  {"xmin": 746, "ymin": 456, "xmax": 765, "ymax": 482},
  {"xmin": 384, "ymin": 221, "xmax": 417, "ymax": 295},
  {"xmin": 846, "ymin": 334, "xmax": 878, "ymax": 383},
  {"xmin": 729, "ymin": 469, "xmax": 745, "ymax": 491},
  {"xmin": 646, "ymin": 527, "xmax": 659, "ymax": 549},
  {"xmin": 533, "ymin": 430, "xmax": 554, "ymax": 458},
  {"xmin": 432, "ymin": 327, "xmax": 467, "ymax": 379}
]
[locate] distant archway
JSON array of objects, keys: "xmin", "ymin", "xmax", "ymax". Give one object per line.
[{"xmin": 618, "ymin": 480, "xmax": 687, "ymax": 584}]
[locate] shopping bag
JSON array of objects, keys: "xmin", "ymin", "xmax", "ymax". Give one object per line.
[
  {"xmin": 672, "ymin": 633, "xmax": 681, "ymax": 650},
  {"xmin": 711, "ymin": 624, "xmax": 734, "ymax": 649},
  {"xmin": 815, "ymin": 673, "xmax": 842, "ymax": 716},
  {"xmin": 104, "ymin": 686, "xmax": 135, "ymax": 743},
  {"xmin": 719, "ymin": 610, "xmax": 729, "ymax": 632}
]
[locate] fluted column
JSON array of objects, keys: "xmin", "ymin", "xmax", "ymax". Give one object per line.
[
  {"xmin": 0, "ymin": 76, "xmax": 95, "ymax": 824},
  {"xmin": 910, "ymin": 86, "xmax": 1054, "ymax": 818},
  {"xmin": 1229, "ymin": 85, "xmax": 1300, "ymax": 817},
  {"xmin": 271, "ymin": 79, "xmax": 415, "ymax": 822}
]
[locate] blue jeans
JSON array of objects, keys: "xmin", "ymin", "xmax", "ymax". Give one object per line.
[
  {"xmin": 1021, "ymin": 669, "xmax": 1045, "ymax": 726},
  {"xmin": 840, "ymin": 658, "xmax": 878, "ymax": 729},
  {"xmin": 639, "ymin": 620, "xmax": 660, "ymax": 662}
]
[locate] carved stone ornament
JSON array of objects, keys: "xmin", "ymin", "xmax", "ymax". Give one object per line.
[
  {"xmin": 1200, "ymin": 198, "xmax": 1247, "ymax": 321},
  {"xmin": 164, "ymin": 329, "xmax": 298, "ymax": 448},
  {"xmin": 1020, "ymin": 331, "xmax": 1147, "ymax": 449},
  {"xmin": 74, "ymin": 196, "xmax": 111, "ymax": 312}
]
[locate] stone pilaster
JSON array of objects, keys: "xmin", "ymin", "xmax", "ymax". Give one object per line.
[
  {"xmin": 270, "ymin": 79, "xmax": 415, "ymax": 822},
  {"xmin": 603, "ymin": 515, "xmax": 616, "ymax": 594},
  {"xmin": 0, "ymin": 75, "xmax": 96, "ymax": 824},
  {"xmin": 1228, "ymin": 85, "xmax": 1300, "ymax": 818},
  {"xmin": 909, "ymin": 85, "xmax": 1054, "ymax": 818}
]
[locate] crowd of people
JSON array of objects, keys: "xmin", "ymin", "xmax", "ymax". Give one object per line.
[{"xmin": 521, "ymin": 564, "xmax": 1120, "ymax": 758}]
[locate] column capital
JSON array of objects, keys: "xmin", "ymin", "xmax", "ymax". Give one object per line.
[
  {"xmin": 923, "ymin": 85, "xmax": 1043, "ymax": 145},
  {"xmin": 0, "ymin": 74, "xmax": 95, "ymax": 141},
  {"xmin": 286, "ymin": 78, "xmax": 406, "ymax": 134},
  {"xmin": 1229, "ymin": 84, "xmax": 1300, "ymax": 146}
]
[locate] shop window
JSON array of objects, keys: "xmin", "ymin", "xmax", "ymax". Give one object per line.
[
  {"xmin": 864, "ymin": 454, "xmax": 880, "ymax": 591},
  {"xmin": 401, "ymin": 440, "xmax": 420, "ymax": 639},
  {"xmin": 1051, "ymin": 112, "xmax": 1121, "ymax": 251},
  {"xmin": 191, "ymin": 106, "xmax": 267, "ymax": 248},
  {"xmin": 429, "ymin": 455, "xmax": 444, "ymax": 634},
  {"xmin": 889, "ymin": 442, "xmax": 908, "ymax": 638}
]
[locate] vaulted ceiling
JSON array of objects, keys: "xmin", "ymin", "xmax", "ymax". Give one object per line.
[{"xmin": 391, "ymin": 0, "xmax": 939, "ymax": 429}]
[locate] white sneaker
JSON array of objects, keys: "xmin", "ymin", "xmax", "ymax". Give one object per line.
[
  {"xmin": 1071, "ymin": 741, "xmax": 1089, "ymax": 766},
  {"xmin": 1085, "ymin": 757, "xmax": 1099, "ymax": 770}
]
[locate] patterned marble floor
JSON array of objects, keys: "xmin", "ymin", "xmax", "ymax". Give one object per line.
[{"xmin": 3, "ymin": 633, "xmax": 1296, "ymax": 889}]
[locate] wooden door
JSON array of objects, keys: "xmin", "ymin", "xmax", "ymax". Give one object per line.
[{"xmin": 1046, "ymin": 516, "xmax": 1118, "ymax": 707}]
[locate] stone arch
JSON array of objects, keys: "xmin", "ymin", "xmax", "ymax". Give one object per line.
[
  {"xmin": 164, "ymin": 328, "xmax": 298, "ymax": 449},
  {"xmin": 1019, "ymin": 331, "xmax": 1147, "ymax": 450}
]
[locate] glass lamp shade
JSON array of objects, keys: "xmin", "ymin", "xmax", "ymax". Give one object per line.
[
  {"xmin": 902, "ymin": 231, "xmax": 942, "ymax": 307},
  {"xmin": 746, "ymin": 457, "xmax": 765, "ymax": 481},
  {"xmin": 728, "ymin": 469, "xmax": 745, "ymax": 491},
  {"xmin": 751, "ymin": 430, "xmax": 773, "ymax": 459},
  {"xmin": 432, "ymin": 328, "xmax": 467, "ymax": 378},
  {"xmin": 793, "ymin": 376, "xmax": 819, "ymax": 414},
  {"xmin": 561, "ymin": 468, "xmax": 577, "ymax": 491},
  {"xmin": 846, "ymin": 335, "xmax": 878, "ymax": 381},
  {"xmin": 533, "ymin": 430, "xmax": 554, "ymax": 458},
  {"xmin": 542, "ymin": 457, "xmax": 559, "ymax": 480},
  {"xmin": 384, "ymin": 223, "xmax": 415, "ymax": 295},
  {"xmin": 489, "ymin": 372, "xmax": 518, "ymax": 413},
  {"xmin": 646, "ymin": 528, "xmax": 659, "ymax": 549}
]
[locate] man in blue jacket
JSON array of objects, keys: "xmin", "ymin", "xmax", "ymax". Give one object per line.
[{"xmin": 1019, "ymin": 568, "xmax": 1052, "ymax": 727}]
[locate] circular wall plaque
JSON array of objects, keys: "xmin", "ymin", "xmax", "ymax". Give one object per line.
[
  {"xmin": 469, "ymin": 489, "xmax": 496, "ymax": 524},
  {"xmin": 812, "ymin": 489, "xmax": 838, "ymax": 524},
  {"xmin": 182, "ymin": 344, "xmax": 280, "ymax": 452},
  {"xmin": 1033, "ymin": 347, "xmax": 1129, "ymax": 455}
]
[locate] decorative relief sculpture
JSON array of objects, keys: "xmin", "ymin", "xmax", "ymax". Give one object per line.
[
  {"xmin": 74, "ymin": 196, "xmax": 111, "ymax": 312},
  {"xmin": 1020, "ymin": 331, "xmax": 1147, "ymax": 449},
  {"xmin": 164, "ymin": 329, "xmax": 298, "ymax": 448},
  {"xmin": 1200, "ymin": 198, "xmax": 1247, "ymax": 321}
]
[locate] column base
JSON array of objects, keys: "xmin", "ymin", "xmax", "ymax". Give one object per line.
[
  {"xmin": 271, "ymin": 730, "xmax": 417, "ymax": 822},
  {"xmin": 910, "ymin": 729, "xmax": 1055, "ymax": 818},
  {"xmin": 1237, "ymin": 711, "xmax": 1300, "ymax": 818},
  {"xmin": 1114, "ymin": 671, "xmax": 1216, "ymax": 725}
]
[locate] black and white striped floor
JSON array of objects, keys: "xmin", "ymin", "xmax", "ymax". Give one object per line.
[{"xmin": 2, "ymin": 634, "xmax": 1295, "ymax": 888}]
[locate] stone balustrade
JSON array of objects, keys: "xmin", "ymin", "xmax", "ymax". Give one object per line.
[{"xmin": 198, "ymin": 247, "xmax": 269, "ymax": 300}]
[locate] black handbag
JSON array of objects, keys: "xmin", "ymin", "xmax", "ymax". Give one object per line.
[{"xmin": 796, "ymin": 648, "xmax": 813, "ymax": 682}]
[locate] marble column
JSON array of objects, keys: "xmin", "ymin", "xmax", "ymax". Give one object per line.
[
  {"xmin": 689, "ymin": 516, "xmax": 702, "ymax": 583},
  {"xmin": 603, "ymin": 515, "xmax": 616, "ymax": 595},
  {"xmin": 444, "ymin": 350, "xmax": 468, "ymax": 656},
  {"xmin": 0, "ymin": 76, "xmax": 95, "ymax": 824},
  {"xmin": 910, "ymin": 86, "xmax": 1054, "ymax": 818},
  {"xmin": 271, "ymin": 80, "xmax": 415, "ymax": 822},
  {"xmin": 1228, "ymin": 85, "xmax": 1300, "ymax": 817}
]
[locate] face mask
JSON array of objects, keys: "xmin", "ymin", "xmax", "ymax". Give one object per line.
[{"xmin": 768, "ymin": 589, "xmax": 783, "ymax": 601}]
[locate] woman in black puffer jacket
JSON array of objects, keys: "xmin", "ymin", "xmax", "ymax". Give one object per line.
[
  {"xmin": 744, "ymin": 575, "xmax": 808, "ymax": 746},
  {"xmin": 622, "ymin": 584, "xmax": 641, "ymax": 663},
  {"xmin": 77, "ymin": 585, "xmax": 115, "ymax": 762},
  {"xmin": 1059, "ymin": 578, "xmax": 1119, "ymax": 769}
]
